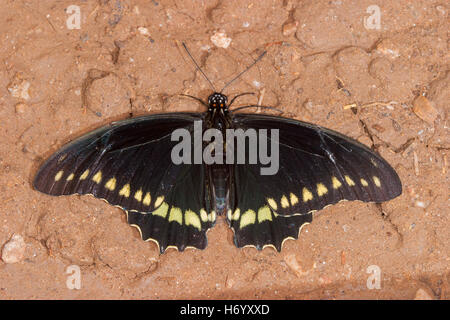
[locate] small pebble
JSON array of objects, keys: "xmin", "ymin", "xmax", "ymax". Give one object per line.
[
  {"xmin": 15, "ymin": 103, "xmax": 27, "ymax": 114},
  {"xmin": 414, "ymin": 288, "xmax": 434, "ymax": 300},
  {"xmin": 225, "ymin": 277, "xmax": 235, "ymax": 289},
  {"xmin": 284, "ymin": 254, "xmax": 307, "ymax": 277},
  {"xmin": 211, "ymin": 31, "xmax": 232, "ymax": 48},
  {"xmin": 252, "ymin": 80, "xmax": 261, "ymax": 88},
  {"xmin": 375, "ymin": 38, "xmax": 400, "ymax": 59},
  {"xmin": 200, "ymin": 45, "xmax": 211, "ymax": 51},
  {"xmin": 1, "ymin": 234, "xmax": 26, "ymax": 264},
  {"xmin": 436, "ymin": 5, "xmax": 446, "ymax": 15},
  {"xmin": 282, "ymin": 21, "xmax": 298, "ymax": 36},
  {"xmin": 414, "ymin": 200, "xmax": 427, "ymax": 208},
  {"xmin": 7, "ymin": 76, "xmax": 30, "ymax": 100},
  {"xmin": 318, "ymin": 275, "xmax": 332, "ymax": 285},
  {"xmin": 138, "ymin": 27, "xmax": 150, "ymax": 36},
  {"xmin": 412, "ymin": 95, "xmax": 438, "ymax": 125}
]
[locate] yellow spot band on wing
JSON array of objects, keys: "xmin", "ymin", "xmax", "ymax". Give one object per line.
[
  {"xmin": 240, "ymin": 210, "xmax": 256, "ymax": 229},
  {"xmin": 208, "ymin": 210, "xmax": 216, "ymax": 223},
  {"xmin": 302, "ymin": 187, "xmax": 313, "ymax": 202},
  {"xmin": 153, "ymin": 202, "xmax": 169, "ymax": 218},
  {"xmin": 373, "ymin": 176, "xmax": 381, "ymax": 187},
  {"xmin": 332, "ymin": 176, "xmax": 342, "ymax": 189},
  {"xmin": 290, "ymin": 193, "xmax": 299, "ymax": 206},
  {"xmin": 168, "ymin": 206, "xmax": 182, "ymax": 224},
  {"xmin": 54, "ymin": 170, "xmax": 63, "ymax": 181},
  {"xmin": 66, "ymin": 173, "xmax": 74, "ymax": 181},
  {"xmin": 80, "ymin": 169, "xmax": 89, "ymax": 180},
  {"xmin": 185, "ymin": 210, "xmax": 201, "ymax": 231},
  {"xmin": 134, "ymin": 189, "xmax": 143, "ymax": 202},
  {"xmin": 105, "ymin": 177, "xmax": 116, "ymax": 191},
  {"xmin": 267, "ymin": 198, "xmax": 277, "ymax": 211},
  {"xmin": 154, "ymin": 196, "xmax": 164, "ymax": 208},
  {"xmin": 227, "ymin": 209, "xmax": 232, "ymax": 221},
  {"xmin": 232, "ymin": 208, "xmax": 241, "ymax": 221},
  {"xmin": 317, "ymin": 183, "xmax": 328, "ymax": 196},
  {"xmin": 345, "ymin": 175, "xmax": 355, "ymax": 186},
  {"xmin": 200, "ymin": 209, "xmax": 208, "ymax": 222},
  {"xmin": 143, "ymin": 192, "xmax": 151, "ymax": 206},
  {"xmin": 360, "ymin": 178, "xmax": 369, "ymax": 187},
  {"xmin": 258, "ymin": 206, "xmax": 272, "ymax": 223},
  {"xmin": 92, "ymin": 171, "xmax": 102, "ymax": 184},
  {"xmin": 281, "ymin": 195, "xmax": 289, "ymax": 208},
  {"xmin": 119, "ymin": 183, "xmax": 130, "ymax": 198}
]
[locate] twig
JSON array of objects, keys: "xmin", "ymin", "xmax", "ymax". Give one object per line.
[
  {"xmin": 257, "ymin": 88, "xmax": 265, "ymax": 113},
  {"xmin": 343, "ymin": 101, "xmax": 399, "ymax": 110},
  {"xmin": 413, "ymin": 151, "xmax": 419, "ymax": 176}
]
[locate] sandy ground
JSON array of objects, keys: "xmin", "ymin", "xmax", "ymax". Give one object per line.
[{"xmin": 0, "ymin": 0, "xmax": 448, "ymax": 299}]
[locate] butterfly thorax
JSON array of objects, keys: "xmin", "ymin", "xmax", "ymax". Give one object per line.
[{"xmin": 206, "ymin": 92, "xmax": 232, "ymax": 131}]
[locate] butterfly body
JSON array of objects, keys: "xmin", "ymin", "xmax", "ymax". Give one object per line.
[
  {"xmin": 205, "ymin": 93, "xmax": 235, "ymax": 218},
  {"xmin": 33, "ymin": 92, "xmax": 402, "ymax": 253}
]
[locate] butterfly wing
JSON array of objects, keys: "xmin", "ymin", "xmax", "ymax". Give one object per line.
[
  {"xmin": 34, "ymin": 113, "xmax": 213, "ymax": 253},
  {"xmin": 228, "ymin": 113, "xmax": 402, "ymax": 250}
]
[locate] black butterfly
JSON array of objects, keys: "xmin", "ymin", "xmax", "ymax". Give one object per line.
[{"xmin": 33, "ymin": 49, "xmax": 402, "ymax": 253}]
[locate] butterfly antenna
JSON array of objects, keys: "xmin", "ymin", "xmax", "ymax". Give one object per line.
[
  {"xmin": 232, "ymin": 105, "xmax": 284, "ymax": 114},
  {"xmin": 228, "ymin": 92, "xmax": 255, "ymax": 107},
  {"xmin": 182, "ymin": 42, "xmax": 216, "ymax": 92},
  {"xmin": 179, "ymin": 94, "xmax": 208, "ymax": 107},
  {"xmin": 220, "ymin": 50, "xmax": 267, "ymax": 94}
]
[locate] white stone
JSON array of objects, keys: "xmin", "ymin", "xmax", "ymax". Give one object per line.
[
  {"xmin": 2, "ymin": 234, "xmax": 26, "ymax": 264},
  {"xmin": 8, "ymin": 80, "xmax": 30, "ymax": 100},
  {"xmin": 211, "ymin": 31, "xmax": 232, "ymax": 48},
  {"xmin": 414, "ymin": 288, "xmax": 434, "ymax": 300},
  {"xmin": 138, "ymin": 27, "xmax": 150, "ymax": 36}
]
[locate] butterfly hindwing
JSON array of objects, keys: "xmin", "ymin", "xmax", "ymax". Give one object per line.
[
  {"xmin": 33, "ymin": 113, "xmax": 213, "ymax": 253},
  {"xmin": 127, "ymin": 162, "xmax": 214, "ymax": 252},
  {"xmin": 228, "ymin": 113, "xmax": 402, "ymax": 250},
  {"xmin": 228, "ymin": 163, "xmax": 313, "ymax": 250}
]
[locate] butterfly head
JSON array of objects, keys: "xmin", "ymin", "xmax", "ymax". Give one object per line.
[{"xmin": 208, "ymin": 93, "xmax": 228, "ymax": 111}]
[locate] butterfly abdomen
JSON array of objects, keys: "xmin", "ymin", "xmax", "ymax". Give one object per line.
[{"xmin": 209, "ymin": 164, "xmax": 231, "ymax": 216}]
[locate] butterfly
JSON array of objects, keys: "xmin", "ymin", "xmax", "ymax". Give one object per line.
[{"xmin": 33, "ymin": 47, "xmax": 402, "ymax": 253}]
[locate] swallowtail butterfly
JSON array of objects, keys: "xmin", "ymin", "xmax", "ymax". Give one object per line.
[{"xmin": 33, "ymin": 47, "xmax": 402, "ymax": 253}]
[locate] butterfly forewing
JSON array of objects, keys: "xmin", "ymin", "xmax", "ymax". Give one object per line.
[{"xmin": 33, "ymin": 113, "xmax": 214, "ymax": 253}]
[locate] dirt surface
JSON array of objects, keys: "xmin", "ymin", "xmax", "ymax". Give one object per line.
[{"xmin": 0, "ymin": 0, "xmax": 448, "ymax": 299}]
